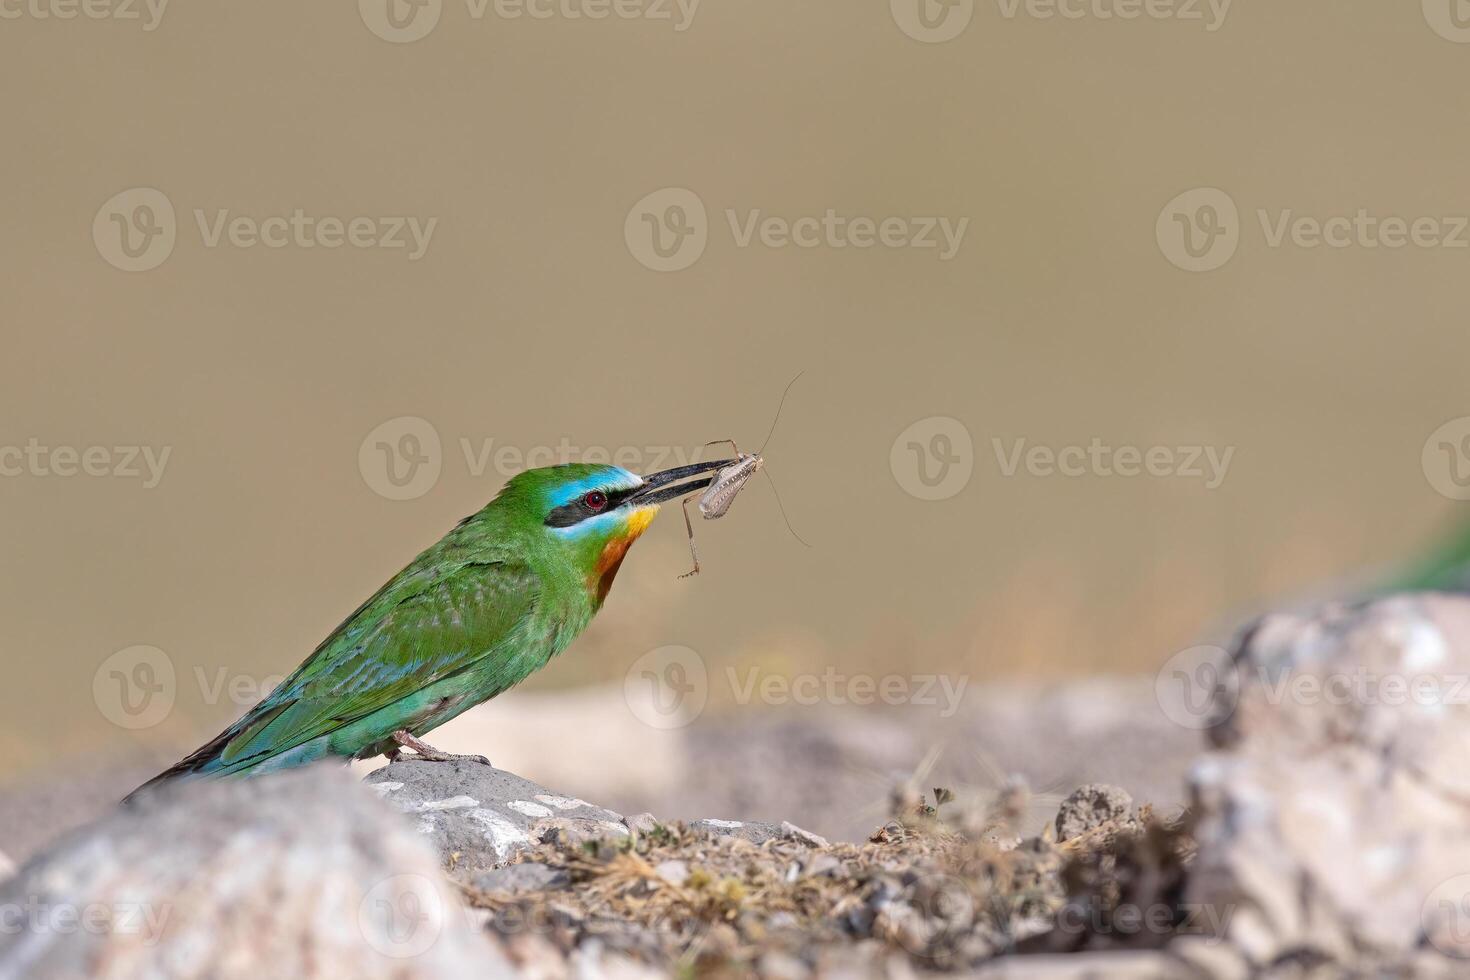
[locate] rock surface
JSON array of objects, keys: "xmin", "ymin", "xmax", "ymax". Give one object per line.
[
  {"xmin": 0, "ymin": 766, "xmax": 510, "ymax": 979},
  {"xmin": 16, "ymin": 596, "xmax": 1470, "ymax": 977},
  {"xmin": 1054, "ymin": 784, "xmax": 1134, "ymax": 842},
  {"xmin": 1185, "ymin": 595, "xmax": 1470, "ymax": 975},
  {"xmin": 467, "ymin": 861, "xmax": 569, "ymax": 895},
  {"xmin": 688, "ymin": 817, "xmax": 829, "ymax": 848},
  {"xmin": 364, "ymin": 758, "xmax": 629, "ymax": 872}
]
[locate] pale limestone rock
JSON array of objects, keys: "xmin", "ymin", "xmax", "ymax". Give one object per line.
[
  {"xmin": 1185, "ymin": 595, "xmax": 1470, "ymax": 972},
  {"xmin": 0, "ymin": 766, "xmax": 510, "ymax": 979}
]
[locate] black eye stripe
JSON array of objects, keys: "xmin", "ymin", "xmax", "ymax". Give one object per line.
[{"xmin": 544, "ymin": 486, "xmax": 639, "ymax": 528}]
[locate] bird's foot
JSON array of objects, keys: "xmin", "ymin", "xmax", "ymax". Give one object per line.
[{"xmin": 389, "ymin": 730, "xmax": 491, "ymax": 766}]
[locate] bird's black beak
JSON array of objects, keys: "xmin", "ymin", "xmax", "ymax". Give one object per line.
[{"xmin": 626, "ymin": 459, "xmax": 735, "ymax": 507}]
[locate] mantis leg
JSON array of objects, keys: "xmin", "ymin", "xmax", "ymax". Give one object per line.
[
  {"xmin": 699, "ymin": 439, "xmax": 741, "ymax": 460},
  {"xmin": 678, "ymin": 494, "xmax": 702, "ymax": 578}
]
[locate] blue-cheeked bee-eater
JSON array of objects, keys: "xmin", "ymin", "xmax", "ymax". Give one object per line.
[{"xmin": 127, "ymin": 460, "xmax": 732, "ymax": 800}]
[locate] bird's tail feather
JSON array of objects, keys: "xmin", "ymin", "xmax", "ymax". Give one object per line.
[
  {"xmin": 121, "ymin": 731, "xmax": 233, "ymax": 804},
  {"xmin": 120, "ymin": 705, "xmax": 293, "ymax": 804}
]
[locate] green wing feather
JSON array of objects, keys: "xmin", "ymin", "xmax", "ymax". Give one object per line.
[{"xmin": 145, "ymin": 554, "xmax": 543, "ymax": 784}]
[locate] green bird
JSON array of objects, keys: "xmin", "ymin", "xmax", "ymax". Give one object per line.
[
  {"xmin": 126, "ymin": 459, "xmax": 730, "ymax": 801},
  {"xmin": 1384, "ymin": 516, "xmax": 1470, "ymax": 595}
]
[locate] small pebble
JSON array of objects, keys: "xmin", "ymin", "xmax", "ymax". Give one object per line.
[
  {"xmin": 782, "ymin": 821, "xmax": 830, "ymax": 848},
  {"xmin": 654, "ymin": 859, "xmax": 690, "ymax": 886}
]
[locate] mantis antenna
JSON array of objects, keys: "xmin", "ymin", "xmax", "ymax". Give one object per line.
[
  {"xmin": 756, "ymin": 370, "xmax": 804, "ymax": 455},
  {"xmin": 754, "ymin": 370, "xmax": 809, "ymax": 547}
]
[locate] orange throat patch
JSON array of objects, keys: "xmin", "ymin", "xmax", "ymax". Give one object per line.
[{"xmin": 590, "ymin": 506, "xmax": 657, "ymax": 605}]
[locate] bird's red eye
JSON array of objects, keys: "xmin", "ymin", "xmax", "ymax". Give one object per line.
[{"xmin": 583, "ymin": 491, "xmax": 608, "ymax": 512}]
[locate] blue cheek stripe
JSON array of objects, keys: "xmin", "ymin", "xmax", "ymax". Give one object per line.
[{"xmin": 549, "ymin": 509, "xmax": 639, "ymax": 539}]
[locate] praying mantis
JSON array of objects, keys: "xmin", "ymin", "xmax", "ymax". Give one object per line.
[{"xmin": 678, "ymin": 372, "xmax": 808, "ymax": 578}]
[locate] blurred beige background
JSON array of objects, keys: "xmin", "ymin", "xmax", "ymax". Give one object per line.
[{"xmin": 2, "ymin": 1, "xmax": 1469, "ymax": 815}]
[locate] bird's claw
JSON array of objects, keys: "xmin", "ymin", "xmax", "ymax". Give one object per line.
[
  {"xmin": 388, "ymin": 730, "xmax": 491, "ymax": 767},
  {"xmin": 411, "ymin": 750, "xmax": 492, "ymax": 766}
]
